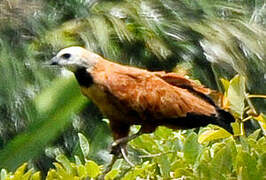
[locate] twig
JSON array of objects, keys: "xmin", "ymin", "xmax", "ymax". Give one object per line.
[
  {"xmin": 248, "ymin": 94, "xmax": 266, "ymax": 99},
  {"xmin": 139, "ymin": 151, "xmax": 175, "ymax": 158},
  {"xmin": 97, "ymin": 155, "xmax": 118, "ymax": 180},
  {"xmin": 242, "ymin": 116, "xmax": 253, "ymax": 122},
  {"xmin": 245, "ymin": 93, "xmax": 258, "ymax": 116}
]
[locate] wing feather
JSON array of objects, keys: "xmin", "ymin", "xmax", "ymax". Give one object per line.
[
  {"xmin": 91, "ymin": 59, "xmax": 217, "ymax": 121},
  {"xmin": 153, "ymin": 71, "xmax": 212, "ymax": 94}
]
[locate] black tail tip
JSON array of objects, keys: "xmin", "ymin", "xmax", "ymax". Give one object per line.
[{"xmin": 216, "ymin": 109, "xmax": 235, "ymax": 134}]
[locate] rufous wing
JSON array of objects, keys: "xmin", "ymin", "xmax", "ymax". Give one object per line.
[
  {"xmin": 153, "ymin": 71, "xmax": 212, "ymax": 95},
  {"xmin": 91, "ymin": 59, "xmax": 217, "ymax": 122}
]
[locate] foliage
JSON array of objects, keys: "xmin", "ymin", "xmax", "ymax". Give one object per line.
[
  {"xmin": 1, "ymin": 130, "xmax": 265, "ymax": 179},
  {"xmin": 0, "ymin": 76, "xmax": 88, "ymax": 170}
]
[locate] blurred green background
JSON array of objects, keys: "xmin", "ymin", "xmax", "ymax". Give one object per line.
[{"xmin": 0, "ymin": 0, "xmax": 265, "ymax": 179}]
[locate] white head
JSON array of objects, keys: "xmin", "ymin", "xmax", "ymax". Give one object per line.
[{"xmin": 50, "ymin": 46, "xmax": 100, "ymax": 72}]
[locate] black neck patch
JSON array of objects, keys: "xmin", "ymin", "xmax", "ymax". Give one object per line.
[{"xmin": 74, "ymin": 68, "xmax": 93, "ymax": 87}]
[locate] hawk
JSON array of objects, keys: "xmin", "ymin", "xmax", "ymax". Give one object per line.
[{"xmin": 50, "ymin": 46, "xmax": 234, "ymax": 160}]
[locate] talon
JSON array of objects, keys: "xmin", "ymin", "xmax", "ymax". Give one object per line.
[
  {"xmin": 120, "ymin": 146, "xmax": 134, "ymax": 167},
  {"xmin": 110, "ymin": 144, "xmax": 122, "ymax": 156},
  {"xmin": 111, "ymin": 141, "xmax": 118, "ymax": 147},
  {"xmin": 110, "ymin": 142, "xmax": 134, "ymax": 167}
]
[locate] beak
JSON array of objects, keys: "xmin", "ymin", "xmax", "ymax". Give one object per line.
[{"xmin": 49, "ymin": 56, "xmax": 59, "ymax": 65}]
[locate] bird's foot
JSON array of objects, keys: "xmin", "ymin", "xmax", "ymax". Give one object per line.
[
  {"xmin": 110, "ymin": 142, "xmax": 123, "ymax": 157},
  {"xmin": 110, "ymin": 142, "xmax": 134, "ymax": 167}
]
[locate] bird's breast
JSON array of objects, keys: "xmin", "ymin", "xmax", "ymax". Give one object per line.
[{"xmin": 80, "ymin": 85, "xmax": 140, "ymax": 124}]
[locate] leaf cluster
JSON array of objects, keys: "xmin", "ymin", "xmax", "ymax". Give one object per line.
[{"xmin": 1, "ymin": 129, "xmax": 265, "ymax": 179}]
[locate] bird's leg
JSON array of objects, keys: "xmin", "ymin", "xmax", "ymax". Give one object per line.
[
  {"xmin": 110, "ymin": 129, "xmax": 143, "ymax": 166},
  {"xmin": 120, "ymin": 143, "xmax": 134, "ymax": 167},
  {"xmin": 111, "ymin": 129, "xmax": 143, "ymax": 149}
]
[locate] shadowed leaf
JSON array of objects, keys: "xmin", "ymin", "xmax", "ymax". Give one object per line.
[{"xmin": 0, "ymin": 76, "xmax": 88, "ymax": 171}]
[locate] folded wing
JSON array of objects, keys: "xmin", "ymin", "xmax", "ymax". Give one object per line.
[{"xmin": 92, "ymin": 60, "xmax": 217, "ymax": 121}]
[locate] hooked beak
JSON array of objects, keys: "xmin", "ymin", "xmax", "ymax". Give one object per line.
[{"xmin": 49, "ymin": 56, "xmax": 59, "ymax": 65}]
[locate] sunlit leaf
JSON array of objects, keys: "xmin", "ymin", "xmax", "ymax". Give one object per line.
[
  {"xmin": 227, "ymin": 75, "xmax": 246, "ymax": 118},
  {"xmin": 22, "ymin": 168, "xmax": 33, "ymax": 179},
  {"xmin": 31, "ymin": 172, "xmax": 41, "ymax": 180},
  {"xmin": 198, "ymin": 128, "xmax": 231, "ymax": 144},
  {"xmin": 220, "ymin": 78, "xmax": 230, "ymax": 96},
  {"xmin": 46, "ymin": 169, "xmax": 58, "ymax": 180},
  {"xmin": 85, "ymin": 160, "xmax": 100, "ymax": 178},
  {"xmin": 248, "ymin": 129, "xmax": 261, "ymax": 141},
  {"xmin": 254, "ymin": 114, "xmax": 266, "ymax": 135},
  {"xmin": 105, "ymin": 169, "xmax": 119, "ymax": 180},
  {"xmin": 56, "ymin": 154, "xmax": 74, "ymax": 175},
  {"xmin": 78, "ymin": 133, "xmax": 90, "ymax": 159},
  {"xmin": 14, "ymin": 163, "xmax": 27, "ymax": 179},
  {"xmin": 231, "ymin": 122, "xmax": 242, "ymax": 136},
  {"xmin": 76, "ymin": 165, "xmax": 86, "ymax": 177},
  {"xmin": 74, "ymin": 155, "xmax": 82, "ymax": 165}
]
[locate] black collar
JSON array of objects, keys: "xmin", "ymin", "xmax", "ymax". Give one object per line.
[{"xmin": 74, "ymin": 68, "xmax": 93, "ymax": 87}]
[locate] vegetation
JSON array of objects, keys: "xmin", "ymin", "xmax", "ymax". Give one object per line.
[
  {"xmin": 1, "ymin": 128, "xmax": 266, "ymax": 179},
  {"xmin": 0, "ymin": 0, "xmax": 265, "ymax": 179}
]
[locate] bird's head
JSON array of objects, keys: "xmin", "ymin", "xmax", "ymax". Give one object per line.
[{"xmin": 50, "ymin": 46, "xmax": 100, "ymax": 72}]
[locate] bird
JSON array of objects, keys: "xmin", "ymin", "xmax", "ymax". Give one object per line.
[{"xmin": 50, "ymin": 46, "xmax": 235, "ymax": 163}]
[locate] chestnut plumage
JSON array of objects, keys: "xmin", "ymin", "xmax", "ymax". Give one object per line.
[{"xmin": 50, "ymin": 46, "xmax": 234, "ymax": 144}]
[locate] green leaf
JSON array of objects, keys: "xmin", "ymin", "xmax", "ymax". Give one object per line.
[
  {"xmin": 231, "ymin": 122, "xmax": 243, "ymax": 136},
  {"xmin": 220, "ymin": 78, "xmax": 230, "ymax": 96},
  {"xmin": 122, "ymin": 161, "xmax": 156, "ymax": 180},
  {"xmin": 14, "ymin": 163, "xmax": 27, "ymax": 179},
  {"xmin": 154, "ymin": 126, "xmax": 174, "ymax": 140},
  {"xmin": 0, "ymin": 76, "xmax": 88, "ymax": 171},
  {"xmin": 1, "ymin": 169, "xmax": 8, "ymax": 180},
  {"xmin": 210, "ymin": 143, "xmax": 233, "ymax": 179},
  {"xmin": 198, "ymin": 128, "xmax": 231, "ymax": 144},
  {"xmin": 248, "ymin": 129, "xmax": 261, "ymax": 141},
  {"xmin": 74, "ymin": 155, "xmax": 82, "ymax": 165},
  {"xmin": 104, "ymin": 169, "xmax": 119, "ymax": 180},
  {"xmin": 46, "ymin": 169, "xmax": 58, "ymax": 180},
  {"xmin": 236, "ymin": 150, "xmax": 261, "ymax": 180},
  {"xmin": 254, "ymin": 114, "xmax": 266, "ymax": 135},
  {"xmin": 78, "ymin": 133, "xmax": 90, "ymax": 159},
  {"xmin": 171, "ymin": 159, "xmax": 187, "ymax": 171},
  {"xmin": 22, "ymin": 168, "xmax": 33, "ymax": 179},
  {"xmin": 56, "ymin": 154, "xmax": 74, "ymax": 175},
  {"xmin": 257, "ymin": 136, "xmax": 266, "ymax": 154},
  {"xmin": 31, "ymin": 172, "xmax": 41, "ymax": 180},
  {"xmin": 183, "ymin": 132, "xmax": 201, "ymax": 164},
  {"xmin": 52, "ymin": 162, "xmax": 73, "ymax": 179},
  {"xmin": 85, "ymin": 160, "xmax": 100, "ymax": 178},
  {"xmin": 227, "ymin": 75, "xmax": 246, "ymax": 118},
  {"xmin": 76, "ymin": 165, "xmax": 86, "ymax": 177},
  {"xmin": 155, "ymin": 154, "xmax": 170, "ymax": 178},
  {"xmin": 130, "ymin": 134, "xmax": 159, "ymax": 154},
  {"xmin": 257, "ymin": 153, "xmax": 266, "ymax": 175},
  {"xmin": 197, "ymin": 162, "xmax": 211, "ymax": 179},
  {"xmin": 174, "ymin": 168, "xmax": 193, "ymax": 179}
]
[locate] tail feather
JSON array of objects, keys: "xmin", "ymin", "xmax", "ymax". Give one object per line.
[{"xmin": 215, "ymin": 109, "xmax": 235, "ymax": 134}]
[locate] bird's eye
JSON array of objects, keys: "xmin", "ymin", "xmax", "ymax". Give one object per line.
[{"xmin": 62, "ymin": 53, "xmax": 71, "ymax": 59}]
